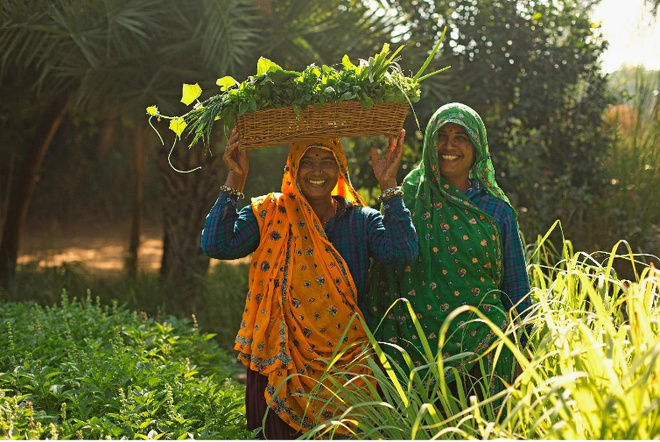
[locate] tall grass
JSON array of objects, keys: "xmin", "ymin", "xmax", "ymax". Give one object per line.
[
  {"xmin": 506, "ymin": 224, "xmax": 660, "ymax": 439},
  {"xmin": 297, "ymin": 223, "xmax": 659, "ymax": 439}
]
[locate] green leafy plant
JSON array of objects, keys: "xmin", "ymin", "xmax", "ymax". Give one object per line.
[
  {"xmin": 0, "ymin": 292, "xmax": 251, "ymax": 439},
  {"xmin": 147, "ymin": 32, "xmax": 449, "ymax": 148}
]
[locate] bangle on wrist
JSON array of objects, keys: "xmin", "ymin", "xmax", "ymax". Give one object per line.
[
  {"xmin": 219, "ymin": 185, "xmax": 245, "ymax": 200},
  {"xmin": 379, "ymin": 186, "xmax": 403, "ymax": 201}
]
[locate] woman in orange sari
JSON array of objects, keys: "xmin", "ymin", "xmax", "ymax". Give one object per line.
[{"xmin": 201, "ymin": 128, "xmax": 417, "ymax": 438}]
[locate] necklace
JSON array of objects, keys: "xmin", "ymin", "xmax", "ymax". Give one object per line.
[{"xmin": 321, "ymin": 198, "xmax": 338, "ymax": 227}]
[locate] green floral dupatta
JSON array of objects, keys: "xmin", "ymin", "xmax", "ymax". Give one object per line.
[{"xmin": 369, "ymin": 103, "xmax": 515, "ymax": 387}]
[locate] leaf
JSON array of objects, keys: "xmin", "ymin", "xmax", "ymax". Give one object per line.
[
  {"xmin": 169, "ymin": 117, "xmax": 187, "ymax": 137},
  {"xmin": 238, "ymin": 101, "xmax": 250, "ymax": 115},
  {"xmin": 387, "ymin": 44, "xmax": 405, "ymax": 64},
  {"xmin": 360, "ymin": 94, "xmax": 374, "ymax": 109},
  {"xmin": 340, "ymin": 91, "xmax": 354, "ymax": 101},
  {"xmin": 248, "ymin": 97, "xmax": 257, "ymax": 113},
  {"xmin": 414, "ymin": 26, "xmax": 447, "ymax": 81},
  {"xmin": 147, "ymin": 429, "xmax": 164, "ymax": 439},
  {"xmin": 44, "ymin": 371, "xmax": 64, "ymax": 379},
  {"xmin": 267, "ymin": 69, "xmax": 299, "ymax": 83},
  {"xmin": 416, "ymin": 65, "xmax": 452, "ymax": 83},
  {"xmin": 216, "ymin": 76, "xmax": 238, "ymax": 91},
  {"xmin": 342, "ymin": 54, "xmax": 356, "ymax": 71},
  {"xmin": 146, "ymin": 376, "xmax": 162, "ymax": 387},
  {"xmin": 256, "ymin": 57, "xmax": 283, "ymax": 75},
  {"xmin": 146, "ymin": 106, "xmax": 159, "ymax": 116},
  {"xmin": 181, "ymin": 83, "xmax": 202, "ymax": 106}
]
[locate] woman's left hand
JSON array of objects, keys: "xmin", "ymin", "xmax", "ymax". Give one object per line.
[{"xmin": 371, "ymin": 129, "xmax": 405, "ymax": 190}]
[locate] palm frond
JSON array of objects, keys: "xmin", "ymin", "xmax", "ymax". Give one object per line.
[{"xmin": 196, "ymin": 0, "xmax": 261, "ymax": 75}]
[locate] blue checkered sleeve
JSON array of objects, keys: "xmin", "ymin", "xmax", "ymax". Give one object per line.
[
  {"xmin": 466, "ymin": 185, "xmax": 531, "ymax": 315},
  {"xmin": 497, "ymin": 205, "xmax": 531, "ymax": 314},
  {"xmin": 368, "ymin": 195, "xmax": 419, "ymax": 266},
  {"xmin": 201, "ymin": 192, "xmax": 260, "ymax": 260},
  {"xmin": 325, "ymin": 195, "xmax": 418, "ymax": 321}
]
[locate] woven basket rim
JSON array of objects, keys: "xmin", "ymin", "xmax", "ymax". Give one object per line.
[{"xmin": 236, "ymin": 100, "xmax": 409, "ymax": 149}]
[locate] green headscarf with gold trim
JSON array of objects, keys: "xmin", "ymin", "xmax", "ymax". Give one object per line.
[{"xmin": 368, "ymin": 102, "xmax": 515, "ymax": 386}]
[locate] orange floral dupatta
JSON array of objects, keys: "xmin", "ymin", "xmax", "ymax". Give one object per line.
[{"xmin": 234, "ymin": 139, "xmax": 371, "ymax": 433}]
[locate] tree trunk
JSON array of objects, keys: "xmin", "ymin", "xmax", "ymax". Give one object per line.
[
  {"xmin": 0, "ymin": 95, "xmax": 72, "ymax": 285},
  {"xmin": 158, "ymin": 138, "xmax": 223, "ymax": 313},
  {"xmin": 126, "ymin": 124, "xmax": 145, "ymax": 277},
  {"xmin": 0, "ymin": 151, "xmax": 17, "ymax": 233},
  {"xmin": 97, "ymin": 107, "xmax": 118, "ymax": 154}
]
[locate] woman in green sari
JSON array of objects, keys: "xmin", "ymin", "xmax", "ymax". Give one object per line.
[{"xmin": 369, "ymin": 102, "xmax": 530, "ymax": 395}]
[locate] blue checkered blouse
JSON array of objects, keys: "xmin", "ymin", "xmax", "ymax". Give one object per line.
[{"xmin": 201, "ymin": 192, "xmax": 419, "ymax": 322}]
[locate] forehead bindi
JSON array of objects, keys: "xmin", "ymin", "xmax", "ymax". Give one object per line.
[
  {"xmin": 301, "ymin": 147, "xmax": 334, "ymax": 161},
  {"xmin": 439, "ymin": 123, "xmax": 467, "ymax": 135}
]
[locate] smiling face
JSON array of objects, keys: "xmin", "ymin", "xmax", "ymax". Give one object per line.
[
  {"xmin": 436, "ymin": 122, "xmax": 476, "ymax": 190},
  {"xmin": 297, "ymin": 147, "xmax": 339, "ymax": 202}
]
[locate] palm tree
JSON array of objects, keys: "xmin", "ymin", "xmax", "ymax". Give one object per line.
[
  {"xmin": 0, "ymin": 0, "xmax": 169, "ymax": 283},
  {"xmin": 0, "ymin": 0, "xmax": 425, "ymax": 310},
  {"xmin": 108, "ymin": 0, "xmax": 261, "ymax": 300}
]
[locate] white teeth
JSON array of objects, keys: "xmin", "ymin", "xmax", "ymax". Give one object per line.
[
  {"xmin": 441, "ymin": 154, "xmax": 459, "ymax": 160},
  {"xmin": 309, "ymin": 180, "xmax": 326, "ymax": 185}
]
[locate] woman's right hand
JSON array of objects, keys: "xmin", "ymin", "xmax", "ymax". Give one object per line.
[
  {"xmin": 371, "ymin": 129, "xmax": 405, "ymax": 190},
  {"xmin": 223, "ymin": 127, "xmax": 249, "ymax": 186}
]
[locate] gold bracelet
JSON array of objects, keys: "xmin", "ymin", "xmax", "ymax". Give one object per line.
[
  {"xmin": 379, "ymin": 186, "xmax": 403, "ymax": 201},
  {"xmin": 219, "ymin": 185, "xmax": 245, "ymax": 200}
]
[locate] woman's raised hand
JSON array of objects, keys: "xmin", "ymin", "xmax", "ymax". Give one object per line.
[
  {"xmin": 370, "ymin": 129, "xmax": 405, "ymax": 190},
  {"xmin": 223, "ymin": 127, "xmax": 249, "ymax": 188}
]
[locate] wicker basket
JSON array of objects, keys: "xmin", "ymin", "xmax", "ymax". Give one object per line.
[{"xmin": 235, "ymin": 100, "xmax": 409, "ymax": 149}]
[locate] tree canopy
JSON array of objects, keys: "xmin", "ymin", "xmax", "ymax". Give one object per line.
[{"xmin": 347, "ymin": 0, "xmax": 615, "ymax": 245}]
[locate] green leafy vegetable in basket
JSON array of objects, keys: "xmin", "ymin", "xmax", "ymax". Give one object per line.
[{"xmin": 148, "ymin": 28, "xmax": 448, "ymax": 151}]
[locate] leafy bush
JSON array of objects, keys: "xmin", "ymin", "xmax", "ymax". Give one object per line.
[
  {"xmin": 0, "ymin": 292, "xmax": 251, "ymax": 439},
  {"xmin": 4, "ymin": 260, "xmax": 250, "ymax": 351}
]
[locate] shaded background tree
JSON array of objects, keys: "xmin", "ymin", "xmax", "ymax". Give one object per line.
[
  {"xmin": 435, "ymin": 0, "xmax": 615, "ymax": 245},
  {"xmin": 0, "ymin": 0, "xmax": 167, "ymax": 283},
  {"xmin": 348, "ymin": 0, "xmax": 618, "ymax": 253},
  {"xmin": 0, "ymin": 0, "xmax": 417, "ymax": 307}
]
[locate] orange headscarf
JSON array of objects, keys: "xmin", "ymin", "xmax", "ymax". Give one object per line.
[{"xmin": 234, "ymin": 139, "xmax": 371, "ymax": 432}]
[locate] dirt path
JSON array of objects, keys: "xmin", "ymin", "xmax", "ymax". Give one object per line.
[
  {"xmin": 18, "ymin": 222, "xmax": 164, "ymax": 275},
  {"xmin": 18, "ymin": 221, "xmax": 248, "ymax": 276}
]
